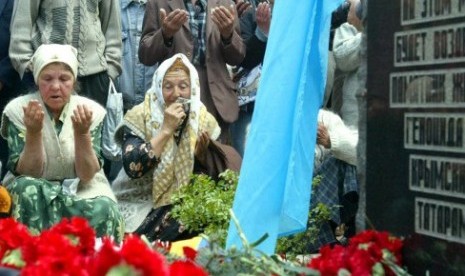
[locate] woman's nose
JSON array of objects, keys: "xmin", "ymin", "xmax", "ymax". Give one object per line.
[
  {"xmin": 51, "ymin": 80, "xmax": 60, "ymax": 89},
  {"xmin": 173, "ymin": 86, "xmax": 181, "ymax": 98}
]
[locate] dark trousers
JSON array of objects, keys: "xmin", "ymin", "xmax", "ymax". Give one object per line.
[
  {"xmin": 0, "ymin": 73, "xmax": 35, "ymax": 179},
  {"xmin": 77, "ymin": 71, "xmax": 110, "ymax": 107},
  {"xmin": 77, "ymin": 71, "xmax": 112, "ymax": 177}
]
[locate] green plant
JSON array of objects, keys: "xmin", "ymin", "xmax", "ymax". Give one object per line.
[
  {"xmin": 171, "ymin": 170, "xmax": 335, "ymax": 258},
  {"xmin": 194, "ymin": 211, "xmax": 318, "ymax": 276},
  {"xmin": 275, "ymin": 202, "xmax": 334, "ymax": 258},
  {"xmin": 171, "ymin": 170, "xmax": 239, "ymax": 246}
]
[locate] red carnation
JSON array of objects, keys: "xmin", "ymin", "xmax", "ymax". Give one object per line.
[
  {"xmin": 91, "ymin": 235, "xmax": 169, "ymax": 276},
  {"xmin": 47, "ymin": 217, "xmax": 96, "ymax": 256},
  {"xmin": 0, "ymin": 218, "xmax": 32, "ymax": 258},
  {"xmin": 182, "ymin": 246, "xmax": 198, "ymax": 261},
  {"xmin": 169, "ymin": 260, "xmax": 208, "ymax": 276},
  {"xmin": 119, "ymin": 235, "xmax": 168, "ymax": 276},
  {"xmin": 89, "ymin": 237, "xmax": 122, "ymax": 275}
]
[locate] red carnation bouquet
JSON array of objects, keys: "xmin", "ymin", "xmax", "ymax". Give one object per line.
[
  {"xmin": 307, "ymin": 230, "xmax": 408, "ymax": 276},
  {"xmin": 0, "ymin": 217, "xmax": 207, "ymax": 276}
]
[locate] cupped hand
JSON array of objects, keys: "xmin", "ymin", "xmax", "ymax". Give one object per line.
[
  {"xmin": 235, "ymin": 0, "xmax": 251, "ymax": 18},
  {"xmin": 256, "ymin": 2, "xmax": 272, "ymax": 36},
  {"xmin": 161, "ymin": 103, "xmax": 186, "ymax": 134},
  {"xmin": 211, "ymin": 5, "xmax": 236, "ymax": 39},
  {"xmin": 71, "ymin": 104, "xmax": 93, "ymax": 135},
  {"xmin": 23, "ymin": 100, "xmax": 44, "ymax": 134},
  {"xmin": 160, "ymin": 8, "xmax": 189, "ymax": 39}
]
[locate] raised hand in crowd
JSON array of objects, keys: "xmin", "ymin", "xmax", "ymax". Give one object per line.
[
  {"xmin": 234, "ymin": 0, "xmax": 252, "ymax": 18},
  {"xmin": 159, "ymin": 8, "xmax": 189, "ymax": 39},
  {"xmin": 256, "ymin": 1, "xmax": 272, "ymax": 36},
  {"xmin": 211, "ymin": 5, "xmax": 237, "ymax": 39}
]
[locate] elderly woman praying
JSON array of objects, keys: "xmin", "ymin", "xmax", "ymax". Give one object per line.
[{"xmin": 0, "ymin": 44, "xmax": 124, "ymax": 241}]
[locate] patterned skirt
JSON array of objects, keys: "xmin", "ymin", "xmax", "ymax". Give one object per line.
[
  {"xmin": 134, "ymin": 205, "xmax": 198, "ymax": 242},
  {"xmin": 7, "ymin": 176, "xmax": 124, "ymax": 242}
]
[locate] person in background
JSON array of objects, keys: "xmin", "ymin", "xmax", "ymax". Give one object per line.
[
  {"xmin": 112, "ymin": 54, "xmax": 241, "ymax": 241},
  {"xmin": 119, "ymin": 0, "xmax": 158, "ymax": 112},
  {"xmin": 332, "ymin": 0, "xmax": 363, "ymax": 128},
  {"xmin": 307, "ymin": 108, "xmax": 359, "ymax": 252},
  {"xmin": 105, "ymin": 0, "xmax": 159, "ymax": 180},
  {"xmin": 0, "ymin": 44, "xmax": 124, "ymax": 241},
  {"xmin": 9, "ymin": 0, "xmax": 122, "ymax": 107},
  {"xmin": 0, "ymin": 0, "xmax": 33, "ymax": 179},
  {"xmin": 138, "ymin": 0, "xmax": 245, "ymax": 142},
  {"xmin": 230, "ymin": 0, "xmax": 272, "ymax": 157}
]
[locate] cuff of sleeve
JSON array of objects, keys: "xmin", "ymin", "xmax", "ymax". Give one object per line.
[
  {"xmin": 221, "ymin": 33, "xmax": 233, "ymax": 45},
  {"xmin": 164, "ymin": 36, "xmax": 174, "ymax": 47},
  {"xmin": 107, "ymin": 66, "xmax": 120, "ymax": 80},
  {"xmin": 255, "ymin": 28, "xmax": 268, "ymax": 42},
  {"xmin": 329, "ymin": 132, "xmax": 341, "ymax": 151}
]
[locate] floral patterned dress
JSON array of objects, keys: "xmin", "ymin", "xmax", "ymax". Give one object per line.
[{"xmin": 4, "ymin": 118, "xmax": 124, "ymax": 241}]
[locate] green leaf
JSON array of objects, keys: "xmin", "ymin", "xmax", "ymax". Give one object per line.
[
  {"xmin": 106, "ymin": 264, "xmax": 142, "ymax": 276},
  {"xmin": 1, "ymin": 249, "xmax": 25, "ymax": 268}
]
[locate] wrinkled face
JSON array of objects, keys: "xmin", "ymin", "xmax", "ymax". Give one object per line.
[
  {"xmin": 38, "ymin": 63, "xmax": 75, "ymax": 115},
  {"xmin": 162, "ymin": 69, "xmax": 191, "ymax": 106}
]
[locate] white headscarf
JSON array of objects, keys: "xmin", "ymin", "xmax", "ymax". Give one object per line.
[
  {"xmin": 145, "ymin": 54, "xmax": 220, "ymax": 207},
  {"xmin": 30, "ymin": 44, "xmax": 78, "ymax": 83},
  {"xmin": 146, "ymin": 53, "xmax": 205, "ymax": 140}
]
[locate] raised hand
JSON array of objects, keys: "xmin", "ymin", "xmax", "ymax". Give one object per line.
[
  {"xmin": 161, "ymin": 102, "xmax": 186, "ymax": 135},
  {"xmin": 256, "ymin": 2, "xmax": 272, "ymax": 36},
  {"xmin": 23, "ymin": 100, "xmax": 44, "ymax": 134},
  {"xmin": 211, "ymin": 5, "xmax": 236, "ymax": 39},
  {"xmin": 71, "ymin": 104, "xmax": 93, "ymax": 135},
  {"xmin": 235, "ymin": 0, "xmax": 251, "ymax": 18},
  {"xmin": 160, "ymin": 8, "xmax": 189, "ymax": 39}
]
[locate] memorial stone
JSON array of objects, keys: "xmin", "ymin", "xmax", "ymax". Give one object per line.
[{"xmin": 366, "ymin": 0, "xmax": 465, "ymax": 275}]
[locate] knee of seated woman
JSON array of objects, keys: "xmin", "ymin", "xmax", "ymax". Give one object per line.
[
  {"xmin": 7, "ymin": 176, "xmax": 44, "ymax": 194},
  {"xmin": 91, "ymin": 196, "xmax": 122, "ymax": 217}
]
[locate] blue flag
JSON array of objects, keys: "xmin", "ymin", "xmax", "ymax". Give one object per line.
[{"xmin": 226, "ymin": 0, "xmax": 344, "ymax": 254}]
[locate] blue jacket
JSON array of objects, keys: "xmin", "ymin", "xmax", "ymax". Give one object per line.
[{"xmin": 118, "ymin": 0, "xmax": 157, "ymax": 111}]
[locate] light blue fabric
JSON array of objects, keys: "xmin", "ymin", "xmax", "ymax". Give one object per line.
[
  {"xmin": 226, "ymin": 0, "xmax": 344, "ymax": 254},
  {"xmin": 118, "ymin": 0, "xmax": 157, "ymax": 110}
]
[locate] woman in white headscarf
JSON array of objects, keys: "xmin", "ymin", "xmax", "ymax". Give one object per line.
[
  {"xmin": 0, "ymin": 44, "xmax": 124, "ymax": 241},
  {"xmin": 112, "ymin": 53, "xmax": 241, "ymax": 241}
]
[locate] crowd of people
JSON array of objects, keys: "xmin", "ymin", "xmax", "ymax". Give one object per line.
[{"xmin": 0, "ymin": 0, "xmax": 363, "ymax": 253}]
